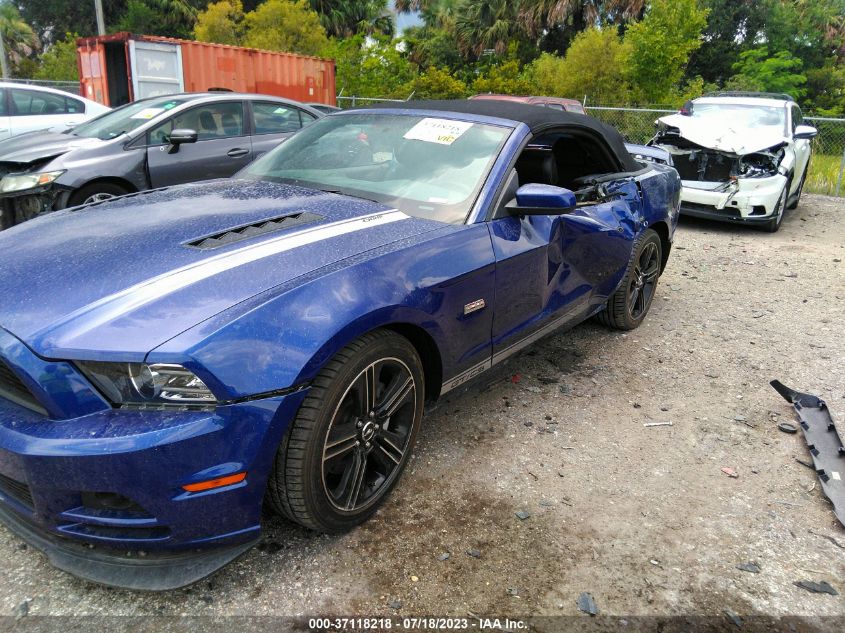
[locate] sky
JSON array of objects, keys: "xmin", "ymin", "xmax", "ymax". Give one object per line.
[{"xmin": 390, "ymin": 2, "xmax": 423, "ymax": 35}]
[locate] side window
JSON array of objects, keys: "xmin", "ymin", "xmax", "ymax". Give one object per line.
[
  {"xmin": 0, "ymin": 88, "xmax": 7, "ymax": 116},
  {"xmin": 148, "ymin": 101, "xmax": 244, "ymax": 144},
  {"xmin": 66, "ymin": 97, "xmax": 85, "ymax": 114},
  {"xmin": 10, "ymin": 89, "xmax": 72, "ymax": 116},
  {"xmin": 253, "ymin": 102, "xmax": 306, "ymax": 135}
]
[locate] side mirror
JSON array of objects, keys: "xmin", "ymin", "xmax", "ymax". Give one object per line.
[
  {"xmin": 166, "ymin": 128, "xmax": 198, "ymax": 153},
  {"xmin": 507, "ymin": 183, "xmax": 577, "ymax": 215},
  {"xmin": 793, "ymin": 124, "xmax": 818, "ymax": 140}
]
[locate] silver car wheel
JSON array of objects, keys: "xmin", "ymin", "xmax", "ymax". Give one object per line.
[{"xmin": 83, "ymin": 192, "xmax": 117, "ymax": 204}]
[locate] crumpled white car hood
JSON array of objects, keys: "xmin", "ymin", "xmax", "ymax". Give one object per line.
[{"xmin": 657, "ymin": 113, "xmax": 787, "ymax": 155}]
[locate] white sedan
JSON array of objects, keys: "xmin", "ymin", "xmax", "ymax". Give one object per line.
[
  {"xmin": 651, "ymin": 92, "xmax": 817, "ymax": 232},
  {"xmin": 0, "ymin": 82, "xmax": 110, "ymax": 139}
]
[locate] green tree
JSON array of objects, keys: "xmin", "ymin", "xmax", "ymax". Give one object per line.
[
  {"xmin": 395, "ymin": 65, "xmax": 467, "ymax": 99},
  {"xmin": 804, "ymin": 60, "xmax": 845, "ymax": 116},
  {"xmin": 525, "ymin": 28, "xmax": 630, "ymax": 104},
  {"xmin": 1, "ymin": 2, "xmax": 39, "ymax": 73},
  {"xmin": 470, "ymin": 59, "xmax": 531, "ymax": 95},
  {"xmin": 196, "ymin": 0, "xmax": 329, "ymax": 55},
  {"xmin": 242, "ymin": 0, "xmax": 329, "ymax": 55},
  {"xmin": 114, "ymin": 0, "xmax": 199, "ymax": 39},
  {"xmin": 454, "ymin": 0, "xmax": 522, "ymax": 58},
  {"xmin": 19, "ymin": 0, "xmax": 123, "ymax": 41},
  {"xmin": 330, "ymin": 34, "xmax": 414, "ymax": 97},
  {"xmin": 194, "ymin": 0, "xmax": 244, "ymax": 45},
  {"xmin": 34, "ymin": 32, "xmax": 79, "ymax": 81},
  {"xmin": 623, "ymin": 0, "xmax": 708, "ymax": 104},
  {"xmin": 725, "ymin": 47, "xmax": 807, "ymax": 99},
  {"xmin": 685, "ymin": 0, "xmax": 768, "ymax": 85},
  {"xmin": 308, "ymin": 1, "xmax": 393, "ymax": 38}
]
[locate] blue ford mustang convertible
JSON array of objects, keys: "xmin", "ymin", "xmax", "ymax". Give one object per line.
[{"xmin": 0, "ymin": 101, "xmax": 680, "ymax": 589}]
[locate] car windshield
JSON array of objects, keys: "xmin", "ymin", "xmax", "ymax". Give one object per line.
[
  {"xmin": 240, "ymin": 113, "xmax": 511, "ymax": 223},
  {"xmin": 690, "ymin": 103, "xmax": 786, "ymax": 132},
  {"xmin": 71, "ymin": 97, "xmax": 187, "ymax": 140}
]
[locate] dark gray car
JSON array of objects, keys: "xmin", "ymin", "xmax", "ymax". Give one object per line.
[{"xmin": 0, "ymin": 92, "xmax": 323, "ymax": 229}]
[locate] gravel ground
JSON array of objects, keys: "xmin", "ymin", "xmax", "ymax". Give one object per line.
[{"xmin": 1, "ymin": 194, "xmax": 844, "ymax": 629}]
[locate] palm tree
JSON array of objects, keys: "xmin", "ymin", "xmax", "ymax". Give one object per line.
[
  {"xmin": 0, "ymin": 2, "xmax": 38, "ymax": 77},
  {"xmin": 454, "ymin": 0, "xmax": 522, "ymax": 57},
  {"xmin": 309, "ymin": 1, "xmax": 394, "ymax": 37},
  {"xmin": 519, "ymin": 0, "xmax": 646, "ymax": 36},
  {"xmin": 395, "ymin": 0, "xmax": 459, "ymax": 30}
]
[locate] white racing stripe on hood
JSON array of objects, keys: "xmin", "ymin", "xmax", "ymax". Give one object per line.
[{"xmin": 41, "ymin": 210, "xmax": 409, "ymax": 337}]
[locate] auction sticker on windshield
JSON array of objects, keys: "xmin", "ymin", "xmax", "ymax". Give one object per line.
[
  {"xmin": 404, "ymin": 118, "xmax": 473, "ymax": 145},
  {"xmin": 130, "ymin": 107, "xmax": 166, "ymax": 120}
]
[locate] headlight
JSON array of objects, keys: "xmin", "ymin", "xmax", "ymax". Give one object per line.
[
  {"xmin": 0, "ymin": 170, "xmax": 65, "ymax": 193},
  {"xmin": 77, "ymin": 361, "xmax": 217, "ymax": 406}
]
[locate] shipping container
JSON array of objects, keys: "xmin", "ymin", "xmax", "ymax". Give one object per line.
[{"xmin": 77, "ymin": 33, "xmax": 336, "ymax": 108}]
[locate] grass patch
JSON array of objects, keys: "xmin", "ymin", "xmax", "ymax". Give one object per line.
[{"xmin": 805, "ymin": 153, "xmax": 844, "ymax": 197}]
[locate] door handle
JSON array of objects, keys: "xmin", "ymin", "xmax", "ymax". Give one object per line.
[{"xmin": 227, "ymin": 148, "xmax": 249, "ymax": 158}]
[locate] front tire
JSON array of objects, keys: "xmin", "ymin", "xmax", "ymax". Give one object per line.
[
  {"xmin": 68, "ymin": 182, "xmax": 130, "ymax": 207},
  {"xmin": 596, "ymin": 228, "xmax": 662, "ymax": 330},
  {"xmin": 764, "ymin": 177, "xmax": 790, "ymax": 233},
  {"xmin": 267, "ymin": 330, "xmax": 424, "ymax": 533},
  {"xmin": 787, "ymin": 164, "xmax": 807, "ymax": 210}
]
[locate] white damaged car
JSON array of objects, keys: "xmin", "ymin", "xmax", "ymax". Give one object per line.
[{"xmin": 651, "ymin": 92, "xmax": 817, "ymax": 232}]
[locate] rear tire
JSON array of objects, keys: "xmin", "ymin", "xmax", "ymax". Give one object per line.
[
  {"xmin": 68, "ymin": 182, "xmax": 130, "ymax": 207},
  {"xmin": 596, "ymin": 228, "xmax": 662, "ymax": 331},
  {"xmin": 267, "ymin": 330, "xmax": 424, "ymax": 533}
]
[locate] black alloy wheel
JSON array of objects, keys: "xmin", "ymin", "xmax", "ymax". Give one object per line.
[
  {"xmin": 267, "ymin": 330, "xmax": 424, "ymax": 532},
  {"xmin": 596, "ymin": 228, "xmax": 663, "ymax": 330},
  {"xmin": 322, "ymin": 357, "xmax": 417, "ymax": 513},
  {"xmin": 627, "ymin": 239, "xmax": 660, "ymax": 320}
]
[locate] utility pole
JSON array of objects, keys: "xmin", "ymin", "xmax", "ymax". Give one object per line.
[
  {"xmin": 0, "ymin": 31, "xmax": 8, "ymax": 80},
  {"xmin": 94, "ymin": 0, "xmax": 106, "ymax": 36}
]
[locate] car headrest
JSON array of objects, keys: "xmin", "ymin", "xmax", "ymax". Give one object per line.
[{"xmin": 515, "ymin": 149, "xmax": 559, "ymax": 186}]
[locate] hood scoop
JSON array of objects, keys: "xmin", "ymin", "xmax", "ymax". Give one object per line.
[{"xmin": 185, "ymin": 211, "xmax": 323, "ymax": 250}]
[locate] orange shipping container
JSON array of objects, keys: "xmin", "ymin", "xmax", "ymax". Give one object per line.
[{"xmin": 77, "ymin": 33, "xmax": 336, "ymax": 108}]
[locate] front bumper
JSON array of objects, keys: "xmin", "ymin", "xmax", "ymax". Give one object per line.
[
  {"xmin": 679, "ymin": 173, "xmax": 786, "ymax": 224},
  {"xmin": 0, "ymin": 327, "xmax": 308, "ymax": 589},
  {"xmin": 0, "ymin": 183, "xmax": 71, "ymax": 228},
  {"xmin": 0, "ymin": 500, "xmax": 257, "ymax": 590}
]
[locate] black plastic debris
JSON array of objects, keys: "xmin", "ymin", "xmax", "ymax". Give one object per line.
[
  {"xmin": 794, "ymin": 580, "xmax": 838, "ymax": 596},
  {"xmin": 771, "ymin": 380, "xmax": 845, "ymax": 528},
  {"xmin": 778, "ymin": 421, "xmax": 798, "ymax": 434},
  {"xmin": 577, "ymin": 592, "xmax": 598, "ymax": 615},
  {"xmin": 736, "ymin": 562, "xmax": 761, "ymax": 574},
  {"xmin": 725, "ymin": 610, "xmax": 743, "ymax": 628}
]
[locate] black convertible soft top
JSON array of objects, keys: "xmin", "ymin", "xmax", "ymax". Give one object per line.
[{"xmin": 363, "ymin": 99, "xmax": 641, "ymax": 173}]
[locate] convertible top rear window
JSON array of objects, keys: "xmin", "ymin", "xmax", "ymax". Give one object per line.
[{"xmin": 240, "ymin": 113, "xmax": 510, "ymax": 224}]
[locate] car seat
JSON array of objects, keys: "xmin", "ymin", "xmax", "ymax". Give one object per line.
[
  {"xmin": 514, "ymin": 148, "xmax": 559, "ymax": 186},
  {"xmin": 198, "ymin": 111, "xmax": 219, "ymax": 138},
  {"xmin": 221, "ymin": 112, "xmax": 240, "ymax": 136}
]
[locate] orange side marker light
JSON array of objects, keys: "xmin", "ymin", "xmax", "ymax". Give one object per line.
[{"xmin": 182, "ymin": 472, "xmax": 247, "ymax": 492}]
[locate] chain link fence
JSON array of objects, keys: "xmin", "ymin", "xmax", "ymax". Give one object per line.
[
  {"xmin": 586, "ymin": 105, "xmax": 845, "ymax": 197},
  {"xmin": 336, "ymin": 95, "xmax": 405, "ymax": 108},
  {"xmin": 3, "ymin": 78, "xmax": 81, "ymax": 95}
]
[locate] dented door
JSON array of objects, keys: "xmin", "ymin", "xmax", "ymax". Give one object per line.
[{"xmin": 488, "ymin": 185, "xmax": 636, "ymax": 357}]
